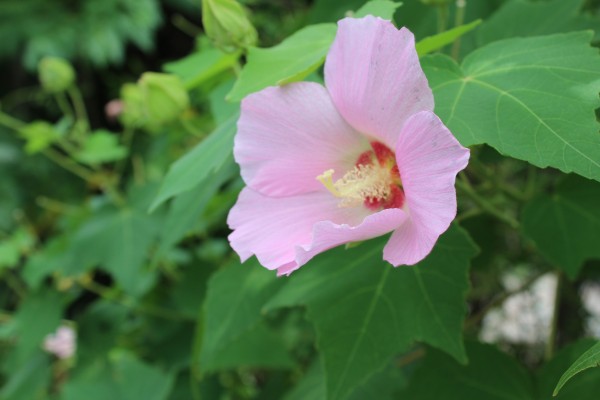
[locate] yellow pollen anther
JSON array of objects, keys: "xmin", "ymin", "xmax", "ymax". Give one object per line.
[{"xmin": 317, "ymin": 165, "xmax": 392, "ymax": 207}]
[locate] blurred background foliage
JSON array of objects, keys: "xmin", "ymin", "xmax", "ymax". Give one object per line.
[{"xmin": 0, "ymin": 0, "xmax": 600, "ymax": 399}]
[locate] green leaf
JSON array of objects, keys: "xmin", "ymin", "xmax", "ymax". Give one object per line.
[
  {"xmin": 533, "ymin": 339, "xmax": 600, "ymax": 399},
  {"xmin": 202, "ymin": 322, "xmax": 294, "ymax": 371},
  {"xmin": 554, "ymin": 341, "xmax": 600, "ymax": 395},
  {"xmin": 423, "ymin": 32, "xmax": 600, "ymax": 182},
  {"xmin": 199, "ymin": 259, "xmax": 287, "ymax": 372},
  {"xmin": 18, "ymin": 121, "xmax": 61, "ymax": 154},
  {"xmin": 11, "ymin": 288, "xmax": 63, "ymax": 362},
  {"xmin": 415, "ymin": 19, "xmax": 482, "ymax": 56},
  {"xmin": 355, "ymin": 1, "xmax": 402, "ymax": 20},
  {"xmin": 155, "ymin": 159, "xmax": 236, "ymax": 261},
  {"xmin": 226, "ymin": 24, "xmax": 337, "ymax": 101},
  {"xmin": 62, "ymin": 351, "xmax": 175, "ymax": 400},
  {"xmin": 399, "ymin": 342, "xmax": 535, "ymax": 399},
  {"xmin": 284, "ymin": 360, "xmax": 406, "ymax": 400},
  {"xmin": 522, "ymin": 175, "xmax": 600, "ymax": 279},
  {"xmin": 266, "ymin": 225, "xmax": 478, "ymax": 400},
  {"xmin": 0, "ymin": 351, "xmax": 51, "ymax": 400},
  {"xmin": 150, "ymin": 111, "xmax": 239, "ymax": 210},
  {"xmin": 478, "ymin": 0, "xmax": 600, "ymax": 45},
  {"xmin": 0, "ymin": 227, "xmax": 35, "ymax": 270},
  {"xmin": 163, "ymin": 45, "xmax": 238, "ymax": 91},
  {"xmin": 68, "ymin": 188, "xmax": 164, "ymax": 295},
  {"xmin": 74, "ymin": 130, "xmax": 127, "ymax": 165}
]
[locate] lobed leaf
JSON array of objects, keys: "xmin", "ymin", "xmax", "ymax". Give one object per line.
[
  {"xmin": 266, "ymin": 225, "xmax": 478, "ymax": 400},
  {"xmin": 423, "ymin": 32, "xmax": 600, "ymax": 182}
]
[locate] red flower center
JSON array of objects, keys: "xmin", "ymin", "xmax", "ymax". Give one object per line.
[{"xmin": 355, "ymin": 141, "xmax": 404, "ymax": 210}]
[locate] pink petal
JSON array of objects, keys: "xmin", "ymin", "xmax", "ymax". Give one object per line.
[
  {"xmin": 228, "ymin": 188, "xmax": 370, "ymax": 270},
  {"xmin": 291, "ymin": 208, "xmax": 407, "ymax": 275},
  {"xmin": 383, "ymin": 111, "xmax": 469, "ymax": 265},
  {"xmin": 324, "ymin": 16, "xmax": 434, "ymax": 149},
  {"xmin": 235, "ymin": 82, "xmax": 368, "ymax": 197}
]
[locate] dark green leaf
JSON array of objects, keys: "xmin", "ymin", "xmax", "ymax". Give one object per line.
[
  {"xmin": 266, "ymin": 225, "xmax": 478, "ymax": 400},
  {"xmin": 522, "ymin": 175, "xmax": 600, "ymax": 279},
  {"xmin": 400, "ymin": 342, "xmax": 535, "ymax": 399},
  {"xmin": 199, "ymin": 259, "xmax": 286, "ymax": 372},
  {"xmin": 478, "ymin": 0, "xmax": 600, "ymax": 45}
]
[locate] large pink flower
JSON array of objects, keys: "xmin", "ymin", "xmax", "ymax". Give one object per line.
[{"xmin": 227, "ymin": 16, "xmax": 470, "ymax": 276}]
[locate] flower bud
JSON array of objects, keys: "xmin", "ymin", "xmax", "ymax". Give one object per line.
[
  {"xmin": 38, "ymin": 57, "xmax": 75, "ymax": 93},
  {"xmin": 139, "ymin": 72, "xmax": 190, "ymax": 128},
  {"xmin": 202, "ymin": 0, "xmax": 258, "ymax": 52}
]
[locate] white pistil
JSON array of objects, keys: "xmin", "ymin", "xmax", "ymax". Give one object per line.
[{"xmin": 317, "ymin": 165, "xmax": 392, "ymax": 207}]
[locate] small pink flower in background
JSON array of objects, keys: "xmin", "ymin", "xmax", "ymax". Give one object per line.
[
  {"xmin": 43, "ymin": 325, "xmax": 76, "ymax": 359},
  {"xmin": 228, "ymin": 16, "xmax": 469, "ymax": 275}
]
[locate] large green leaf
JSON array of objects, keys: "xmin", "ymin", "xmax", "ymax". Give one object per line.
[
  {"xmin": 423, "ymin": 32, "xmax": 600, "ymax": 182},
  {"xmin": 265, "ymin": 225, "xmax": 478, "ymax": 400},
  {"xmin": 150, "ymin": 111, "xmax": 239, "ymax": 210},
  {"xmin": 226, "ymin": 24, "xmax": 337, "ymax": 102},
  {"xmin": 68, "ymin": 186, "xmax": 164, "ymax": 295},
  {"xmin": 478, "ymin": 0, "xmax": 600, "ymax": 45},
  {"xmin": 284, "ymin": 360, "xmax": 406, "ymax": 400},
  {"xmin": 400, "ymin": 342, "xmax": 535, "ymax": 399},
  {"xmin": 61, "ymin": 351, "xmax": 175, "ymax": 400},
  {"xmin": 522, "ymin": 176, "xmax": 600, "ymax": 279},
  {"xmin": 199, "ymin": 259, "xmax": 288, "ymax": 372},
  {"xmin": 554, "ymin": 341, "xmax": 600, "ymax": 396}
]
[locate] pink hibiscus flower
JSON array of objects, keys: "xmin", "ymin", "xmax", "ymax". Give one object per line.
[{"xmin": 227, "ymin": 16, "xmax": 470, "ymax": 276}]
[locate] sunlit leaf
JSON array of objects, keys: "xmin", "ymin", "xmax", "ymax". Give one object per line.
[
  {"xmin": 423, "ymin": 32, "xmax": 600, "ymax": 181},
  {"xmin": 226, "ymin": 24, "xmax": 337, "ymax": 101}
]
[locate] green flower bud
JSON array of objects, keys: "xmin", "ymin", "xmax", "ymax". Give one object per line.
[
  {"xmin": 202, "ymin": 0, "xmax": 258, "ymax": 52},
  {"xmin": 120, "ymin": 83, "xmax": 146, "ymax": 128},
  {"xmin": 38, "ymin": 57, "xmax": 75, "ymax": 93},
  {"xmin": 139, "ymin": 72, "xmax": 190, "ymax": 128}
]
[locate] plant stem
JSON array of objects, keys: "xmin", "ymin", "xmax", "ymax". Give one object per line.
[
  {"xmin": 545, "ymin": 271, "xmax": 563, "ymax": 361},
  {"xmin": 54, "ymin": 93, "xmax": 74, "ymax": 121},
  {"xmin": 67, "ymin": 87, "xmax": 89, "ymax": 132},
  {"xmin": 0, "ymin": 110, "xmax": 25, "ymax": 131},
  {"xmin": 436, "ymin": 4, "xmax": 449, "ymax": 33},
  {"xmin": 456, "ymin": 175, "xmax": 520, "ymax": 228},
  {"xmin": 43, "ymin": 148, "xmax": 95, "ymax": 182},
  {"xmin": 451, "ymin": 0, "xmax": 466, "ymax": 59}
]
